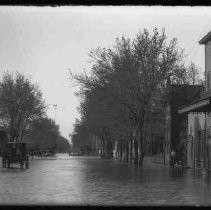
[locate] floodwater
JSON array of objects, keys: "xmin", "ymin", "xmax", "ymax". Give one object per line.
[{"xmin": 0, "ymin": 154, "xmax": 211, "ymax": 206}]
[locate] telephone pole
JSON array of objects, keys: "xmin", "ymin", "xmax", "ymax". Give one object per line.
[{"xmin": 53, "ymin": 104, "xmax": 57, "ymax": 122}]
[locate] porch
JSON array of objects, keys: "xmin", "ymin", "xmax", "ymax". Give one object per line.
[{"xmin": 178, "ymin": 91, "xmax": 211, "ymax": 171}]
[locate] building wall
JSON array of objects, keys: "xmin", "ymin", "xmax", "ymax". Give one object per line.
[
  {"xmin": 205, "ymin": 41, "xmax": 211, "ymax": 90},
  {"xmin": 206, "ymin": 116, "xmax": 211, "ymax": 169},
  {"xmin": 188, "ymin": 113, "xmax": 203, "ymax": 168},
  {"xmin": 166, "ymin": 85, "xmax": 204, "ymax": 166},
  {"xmin": 187, "ymin": 113, "xmax": 211, "ymax": 169},
  {"xmin": 181, "ymin": 33, "xmax": 211, "ymax": 170}
]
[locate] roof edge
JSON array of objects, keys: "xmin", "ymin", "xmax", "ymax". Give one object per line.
[{"xmin": 199, "ymin": 31, "xmax": 211, "ymax": 45}]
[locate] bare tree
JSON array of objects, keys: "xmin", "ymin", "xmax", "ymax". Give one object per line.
[
  {"xmin": 186, "ymin": 62, "xmax": 203, "ymax": 85},
  {"xmin": 0, "ymin": 72, "xmax": 46, "ymax": 142},
  {"xmin": 70, "ymin": 27, "xmax": 186, "ymax": 166}
]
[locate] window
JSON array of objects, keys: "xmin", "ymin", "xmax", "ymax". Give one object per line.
[
  {"xmin": 208, "ymin": 126, "xmax": 211, "ymax": 145},
  {"xmin": 207, "ymin": 71, "xmax": 211, "ymax": 90}
]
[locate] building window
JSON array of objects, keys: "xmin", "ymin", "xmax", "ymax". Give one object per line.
[
  {"xmin": 208, "ymin": 126, "xmax": 211, "ymax": 145},
  {"xmin": 208, "ymin": 127, "xmax": 211, "ymax": 159},
  {"xmin": 207, "ymin": 71, "xmax": 211, "ymax": 90},
  {"xmin": 191, "ymin": 136, "xmax": 193, "ymax": 159}
]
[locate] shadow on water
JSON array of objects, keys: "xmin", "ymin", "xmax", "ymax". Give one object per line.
[
  {"xmin": 205, "ymin": 172, "xmax": 211, "ymax": 184},
  {"xmin": 169, "ymin": 167, "xmax": 185, "ymax": 180},
  {"xmin": 0, "ymin": 168, "xmax": 28, "ymax": 173},
  {"xmin": 191, "ymin": 168, "xmax": 211, "ymax": 185},
  {"xmin": 168, "ymin": 165, "xmax": 211, "ymax": 188}
]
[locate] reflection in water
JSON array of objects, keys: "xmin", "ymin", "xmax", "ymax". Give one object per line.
[{"xmin": 0, "ymin": 154, "xmax": 211, "ymax": 205}]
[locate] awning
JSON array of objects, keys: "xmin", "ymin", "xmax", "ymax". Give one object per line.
[{"xmin": 178, "ymin": 98, "xmax": 210, "ymax": 114}]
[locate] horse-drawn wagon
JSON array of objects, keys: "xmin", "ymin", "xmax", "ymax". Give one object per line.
[{"xmin": 2, "ymin": 142, "xmax": 29, "ymax": 169}]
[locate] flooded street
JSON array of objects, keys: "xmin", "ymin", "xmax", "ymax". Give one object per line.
[{"xmin": 0, "ymin": 153, "xmax": 211, "ymax": 206}]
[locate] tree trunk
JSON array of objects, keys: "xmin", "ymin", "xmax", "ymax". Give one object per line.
[
  {"xmin": 139, "ymin": 134, "xmax": 144, "ymax": 167},
  {"xmin": 102, "ymin": 139, "xmax": 106, "ymax": 158},
  {"xmin": 124, "ymin": 139, "xmax": 127, "ymax": 162},
  {"xmin": 130, "ymin": 138, "xmax": 133, "ymax": 164},
  {"xmin": 126, "ymin": 140, "xmax": 129, "ymax": 163},
  {"xmin": 10, "ymin": 120, "xmax": 15, "ymax": 141},
  {"xmin": 110, "ymin": 140, "xmax": 113, "ymax": 158},
  {"xmin": 116, "ymin": 140, "xmax": 119, "ymax": 160},
  {"xmin": 123, "ymin": 139, "xmax": 125, "ymax": 162},
  {"xmin": 107, "ymin": 140, "xmax": 110, "ymax": 159},
  {"xmin": 100, "ymin": 138, "xmax": 103, "ymax": 158},
  {"xmin": 20, "ymin": 129, "xmax": 24, "ymax": 142},
  {"xmin": 118, "ymin": 140, "xmax": 121, "ymax": 160},
  {"xmin": 134, "ymin": 138, "xmax": 138, "ymax": 165},
  {"xmin": 106, "ymin": 139, "xmax": 112, "ymax": 159},
  {"xmin": 138, "ymin": 122, "xmax": 145, "ymax": 167},
  {"xmin": 120, "ymin": 139, "xmax": 123, "ymax": 161}
]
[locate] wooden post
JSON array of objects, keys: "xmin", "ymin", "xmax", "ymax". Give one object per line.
[
  {"xmin": 24, "ymin": 155, "xmax": 29, "ymax": 169},
  {"xmin": 20, "ymin": 161, "xmax": 23, "ymax": 169},
  {"xmin": 25, "ymin": 161, "xmax": 29, "ymax": 169},
  {"xmin": 2, "ymin": 157, "xmax": 6, "ymax": 168}
]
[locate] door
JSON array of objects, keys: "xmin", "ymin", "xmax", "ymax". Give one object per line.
[
  {"xmin": 187, "ymin": 134, "xmax": 193, "ymax": 167},
  {"xmin": 197, "ymin": 130, "xmax": 205, "ymax": 168},
  {"xmin": 197, "ymin": 130, "xmax": 201, "ymax": 168}
]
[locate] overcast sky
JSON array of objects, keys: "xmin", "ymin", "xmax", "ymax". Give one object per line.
[{"xmin": 0, "ymin": 6, "xmax": 210, "ymax": 140}]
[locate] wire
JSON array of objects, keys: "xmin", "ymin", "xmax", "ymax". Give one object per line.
[
  {"xmin": 186, "ymin": 16, "xmax": 211, "ymax": 65},
  {"xmin": 189, "ymin": 17, "xmax": 211, "ymax": 56}
]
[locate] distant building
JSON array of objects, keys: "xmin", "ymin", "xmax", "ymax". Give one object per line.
[{"xmin": 178, "ymin": 30, "xmax": 211, "ymax": 170}]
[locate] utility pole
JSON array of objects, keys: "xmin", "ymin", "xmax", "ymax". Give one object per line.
[{"xmin": 53, "ymin": 104, "xmax": 57, "ymax": 122}]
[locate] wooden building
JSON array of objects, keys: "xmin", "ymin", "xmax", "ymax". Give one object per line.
[
  {"xmin": 178, "ymin": 31, "xmax": 211, "ymax": 170},
  {"xmin": 165, "ymin": 84, "xmax": 203, "ymax": 166}
]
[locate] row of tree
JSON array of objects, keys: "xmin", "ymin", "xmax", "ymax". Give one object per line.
[
  {"xmin": 0, "ymin": 72, "xmax": 70, "ymax": 153},
  {"xmin": 26, "ymin": 117, "xmax": 70, "ymax": 153},
  {"xmin": 70, "ymin": 28, "xmax": 204, "ymax": 166}
]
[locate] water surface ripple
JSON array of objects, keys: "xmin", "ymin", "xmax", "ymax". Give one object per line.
[{"xmin": 0, "ymin": 154, "xmax": 211, "ymax": 206}]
